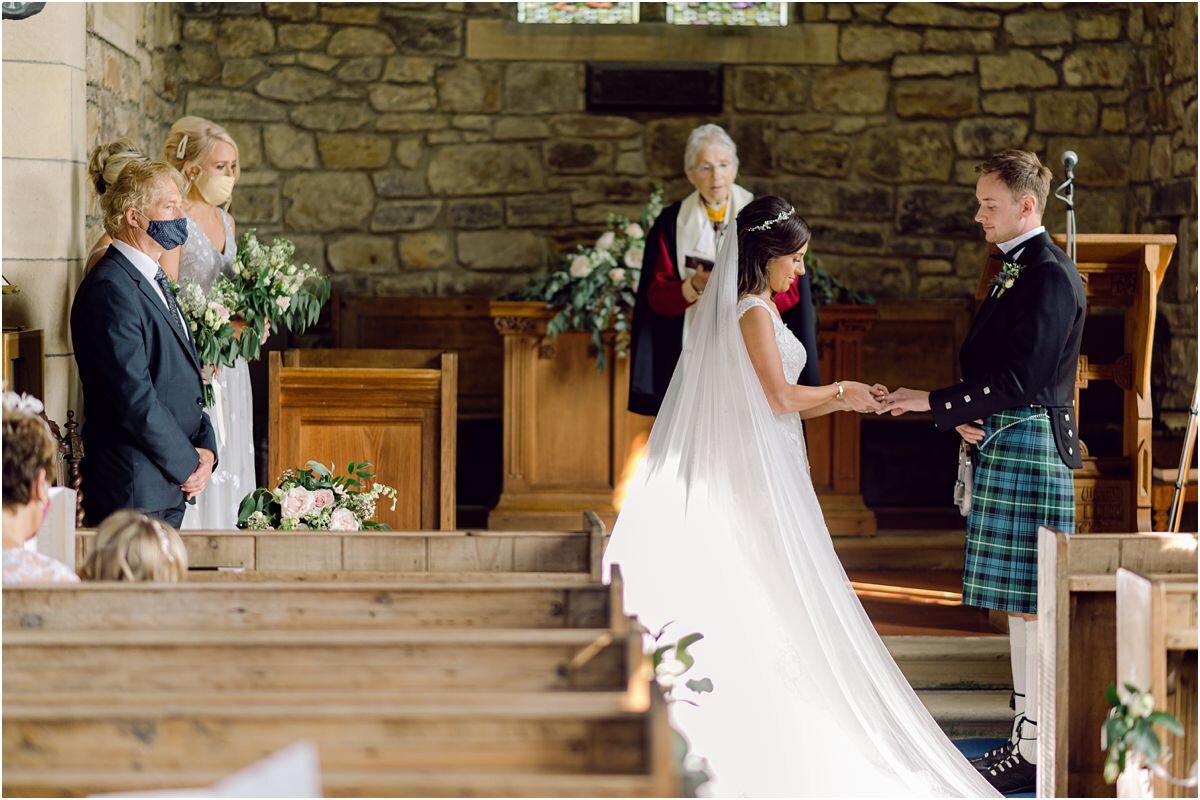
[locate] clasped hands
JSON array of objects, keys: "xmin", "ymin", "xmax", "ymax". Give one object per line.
[
  {"xmin": 182, "ymin": 447, "xmax": 216, "ymax": 500},
  {"xmin": 875, "ymin": 386, "xmax": 985, "ymax": 444}
]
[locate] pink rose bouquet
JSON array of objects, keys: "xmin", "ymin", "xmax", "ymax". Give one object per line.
[{"xmin": 238, "ymin": 460, "xmax": 397, "ymax": 531}]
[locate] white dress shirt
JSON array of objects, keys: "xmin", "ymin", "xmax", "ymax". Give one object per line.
[
  {"xmin": 997, "ymin": 225, "xmax": 1046, "ymax": 260},
  {"xmin": 110, "ymin": 239, "xmax": 190, "ymax": 338}
]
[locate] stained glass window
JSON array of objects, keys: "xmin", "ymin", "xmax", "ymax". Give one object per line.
[
  {"xmin": 666, "ymin": 1, "xmax": 788, "ymax": 26},
  {"xmin": 517, "ymin": 2, "xmax": 640, "ymax": 24}
]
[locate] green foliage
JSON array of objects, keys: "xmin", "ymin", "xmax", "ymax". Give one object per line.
[
  {"xmin": 236, "ymin": 460, "xmax": 398, "ymax": 532},
  {"xmin": 1102, "ymin": 682, "xmax": 1186, "ymax": 784},
  {"xmin": 805, "ymin": 251, "xmax": 875, "ymax": 307}
]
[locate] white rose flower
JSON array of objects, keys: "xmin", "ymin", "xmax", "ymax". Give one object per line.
[
  {"xmin": 595, "ymin": 231, "xmax": 616, "ymax": 251},
  {"xmin": 623, "ymin": 247, "xmax": 644, "ymax": 269},
  {"xmin": 625, "ymin": 223, "xmax": 644, "ymax": 239},
  {"xmin": 608, "ymin": 268, "xmax": 626, "ymax": 286},
  {"xmin": 329, "ymin": 507, "xmax": 360, "ymax": 531},
  {"xmin": 280, "ymin": 486, "xmax": 314, "ymax": 520},
  {"xmin": 569, "ymin": 255, "xmax": 593, "ymax": 279}
]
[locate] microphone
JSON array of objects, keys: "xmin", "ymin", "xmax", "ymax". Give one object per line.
[{"xmin": 1061, "ymin": 150, "xmax": 1078, "ymax": 180}]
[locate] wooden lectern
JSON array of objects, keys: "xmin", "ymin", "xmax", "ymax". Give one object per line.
[
  {"xmin": 269, "ymin": 349, "xmax": 457, "ymax": 530},
  {"xmin": 978, "ymin": 234, "xmax": 1175, "ymax": 531}
]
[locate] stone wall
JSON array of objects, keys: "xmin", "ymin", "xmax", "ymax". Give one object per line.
[{"xmin": 155, "ymin": 2, "xmax": 1195, "ymax": 411}]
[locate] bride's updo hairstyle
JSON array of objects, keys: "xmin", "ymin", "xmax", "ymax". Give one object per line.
[{"xmin": 736, "ymin": 195, "xmax": 811, "ymax": 297}]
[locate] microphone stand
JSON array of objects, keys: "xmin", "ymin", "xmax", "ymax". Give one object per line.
[{"xmin": 1054, "ymin": 160, "xmax": 1077, "ymax": 263}]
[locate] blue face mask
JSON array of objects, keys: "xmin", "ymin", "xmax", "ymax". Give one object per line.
[{"xmin": 137, "ymin": 210, "xmax": 188, "ymax": 250}]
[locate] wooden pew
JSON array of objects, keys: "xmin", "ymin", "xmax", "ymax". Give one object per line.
[
  {"xmin": 1116, "ymin": 569, "xmax": 1199, "ymax": 797},
  {"xmin": 1038, "ymin": 527, "xmax": 1199, "ymax": 799},
  {"xmin": 73, "ymin": 512, "xmax": 609, "ymax": 580}
]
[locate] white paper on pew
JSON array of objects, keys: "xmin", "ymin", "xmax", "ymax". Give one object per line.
[
  {"xmin": 23, "ymin": 487, "xmax": 76, "ymax": 569},
  {"xmin": 89, "ymin": 740, "xmax": 323, "ymax": 798}
]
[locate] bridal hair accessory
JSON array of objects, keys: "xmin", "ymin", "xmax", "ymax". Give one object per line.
[
  {"xmin": 175, "ymin": 134, "xmax": 189, "ymax": 161},
  {"xmin": 745, "ymin": 207, "xmax": 795, "ymax": 233},
  {"xmin": 149, "ymin": 518, "xmax": 177, "ymax": 566},
  {"xmin": 3, "ymin": 390, "xmax": 44, "ymax": 417}
]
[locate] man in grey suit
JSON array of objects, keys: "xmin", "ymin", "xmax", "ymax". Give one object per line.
[{"xmin": 71, "ymin": 160, "xmax": 218, "ymax": 528}]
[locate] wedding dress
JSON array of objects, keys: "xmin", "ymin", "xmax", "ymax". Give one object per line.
[
  {"xmin": 603, "ymin": 231, "xmax": 999, "ymax": 797},
  {"xmin": 178, "ymin": 209, "xmax": 256, "ymax": 530}
]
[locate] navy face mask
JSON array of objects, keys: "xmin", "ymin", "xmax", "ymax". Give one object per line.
[{"xmin": 137, "ymin": 209, "xmax": 188, "ymax": 250}]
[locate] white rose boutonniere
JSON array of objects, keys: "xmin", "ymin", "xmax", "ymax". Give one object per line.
[{"xmin": 990, "ymin": 261, "xmax": 1025, "ymax": 299}]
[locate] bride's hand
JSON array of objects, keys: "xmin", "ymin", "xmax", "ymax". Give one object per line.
[
  {"xmin": 880, "ymin": 386, "xmax": 931, "ymax": 415},
  {"xmin": 841, "ymin": 381, "xmax": 885, "ymax": 413}
]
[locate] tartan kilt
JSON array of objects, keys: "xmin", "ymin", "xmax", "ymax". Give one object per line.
[{"xmin": 962, "ymin": 407, "xmax": 1075, "ymax": 615}]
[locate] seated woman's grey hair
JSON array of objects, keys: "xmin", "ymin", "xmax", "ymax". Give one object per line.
[{"xmin": 684, "ymin": 123, "xmax": 739, "ymax": 173}]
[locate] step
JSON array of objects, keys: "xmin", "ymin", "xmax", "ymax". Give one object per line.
[
  {"xmin": 834, "ymin": 530, "xmax": 966, "ymax": 571},
  {"xmin": 917, "ymin": 689, "xmax": 1013, "ymax": 739},
  {"xmin": 883, "ymin": 635, "xmax": 1012, "ymax": 690}
]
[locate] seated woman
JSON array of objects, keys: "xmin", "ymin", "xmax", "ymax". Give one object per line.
[
  {"xmin": 79, "ymin": 509, "xmax": 188, "ymax": 582},
  {"xmin": 2, "ymin": 398, "xmax": 79, "ymax": 583}
]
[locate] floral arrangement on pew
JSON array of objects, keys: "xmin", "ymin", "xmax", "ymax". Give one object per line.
[
  {"xmin": 510, "ymin": 187, "xmax": 664, "ymax": 369},
  {"xmin": 173, "ymin": 231, "xmax": 330, "ymax": 405},
  {"xmin": 646, "ymin": 620, "xmax": 713, "ymax": 796},
  {"xmin": 1102, "ymin": 682, "xmax": 1190, "ymax": 788},
  {"xmin": 237, "ymin": 460, "xmax": 398, "ymax": 531}
]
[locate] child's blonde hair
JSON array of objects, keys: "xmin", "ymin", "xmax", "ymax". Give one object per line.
[{"xmin": 79, "ymin": 510, "xmax": 188, "ymax": 582}]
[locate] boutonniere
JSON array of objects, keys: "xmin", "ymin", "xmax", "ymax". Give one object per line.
[{"xmin": 990, "ymin": 261, "xmax": 1025, "ymax": 299}]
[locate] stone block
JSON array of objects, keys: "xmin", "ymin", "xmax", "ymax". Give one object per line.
[
  {"xmin": 372, "ymin": 168, "xmax": 428, "ymax": 198},
  {"xmin": 2, "ymin": 160, "xmax": 85, "ymax": 260},
  {"xmin": 317, "ymin": 133, "xmax": 391, "ymax": 169},
  {"xmin": 808, "ymin": 221, "xmax": 888, "ymax": 253},
  {"xmin": 504, "ymin": 63, "xmax": 581, "ymax": 114},
  {"xmin": 544, "ymin": 140, "xmax": 613, "ymax": 174},
  {"xmin": 838, "ymin": 26, "xmax": 921, "ymax": 63},
  {"xmin": 437, "ymin": 62, "xmax": 502, "ymax": 113},
  {"xmin": 922, "ymin": 29, "xmax": 995, "ymax": 52},
  {"xmin": 179, "ymin": 44, "xmax": 222, "ymax": 83},
  {"xmin": 891, "ymin": 54, "xmax": 974, "ymax": 78},
  {"xmin": 327, "ymin": 26, "xmax": 395, "ymax": 57},
  {"xmin": 457, "ymin": 230, "xmax": 546, "ymax": 271},
  {"xmin": 1174, "ymin": 147, "xmax": 1196, "ymax": 177},
  {"xmin": 211, "ymin": 18, "xmax": 274, "ymax": 61},
  {"xmin": 506, "ymin": 194, "xmax": 573, "ymax": 227},
  {"xmin": 917, "ymin": 274, "xmax": 975, "ymax": 298},
  {"xmin": 1150, "ymin": 135, "xmax": 1173, "ymax": 181},
  {"xmin": 369, "ymin": 84, "xmax": 437, "ymax": 112},
  {"xmin": 383, "ymin": 55, "xmax": 437, "ymax": 83},
  {"xmin": 379, "ymin": 12, "xmax": 463, "ymax": 56},
  {"xmin": 448, "ymin": 199, "xmax": 504, "ymax": 229},
  {"xmin": 981, "ymin": 92, "xmax": 1030, "ymax": 115},
  {"xmin": 492, "ymin": 118, "xmax": 550, "ymax": 142},
  {"xmin": 896, "ymin": 187, "xmax": 980, "ymax": 236},
  {"xmin": 328, "ymin": 234, "xmax": 397, "ymax": 273},
  {"xmin": 187, "ymin": 88, "xmax": 286, "ymax": 121},
  {"xmin": 886, "ymin": 4, "xmax": 1000, "ymax": 28},
  {"xmin": 283, "ymin": 172, "xmax": 374, "ymax": 231},
  {"xmin": 550, "ymin": 115, "xmax": 640, "ymax": 139},
  {"xmin": 2, "ymin": 63, "xmax": 80, "ymax": 162},
  {"xmin": 377, "ymin": 113, "xmax": 450, "ymax": 132},
  {"xmin": 953, "ymin": 117, "xmax": 1030, "ymax": 157},
  {"xmin": 337, "ymin": 56, "xmax": 383, "ymax": 82},
  {"xmin": 223, "ymin": 121, "xmax": 264, "ymax": 169},
  {"xmin": 255, "ymin": 66, "xmax": 335, "ymax": 102},
  {"xmin": 820, "ymin": 254, "xmax": 911, "ymax": 298},
  {"xmin": 728, "ymin": 117, "xmax": 775, "ymax": 176},
  {"xmin": 320, "ymin": 4, "xmax": 380, "ymax": 24},
  {"xmin": 427, "ymin": 131, "xmax": 463, "ymax": 145},
  {"xmin": 979, "ymin": 52, "xmax": 1057, "ymax": 90},
  {"xmin": 811, "ymin": 67, "xmax": 889, "ymax": 113},
  {"xmin": 953, "ymin": 240, "xmax": 990, "ymax": 276},
  {"xmin": 400, "ymin": 231, "xmax": 453, "ymax": 269},
  {"xmin": 453, "ymin": 115, "xmax": 492, "ymax": 132},
  {"xmin": 1096, "ymin": 106, "xmax": 1126, "ymax": 134},
  {"xmin": 263, "ymin": 124, "xmax": 317, "ymax": 169},
  {"xmin": 1033, "ymin": 91, "xmax": 1099, "ymax": 135},
  {"xmin": 234, "ymin": 186, "xmax": 280, "ymax": 224},
  {"xmin": 221, "ymin": 57, "xmax": 267, "ymax": 87},
  {"xmin": 1046, "ymin": 136, "xmax": 1130, "ymax": 187},
  {"xmin": 183, "ymin": 18, "xmax": 216, "ymax": 42},
  {"xmin": 779, "ymin": 132, "xmax": 852, "ymax": 177},
  {"xmin": 1075, "ymin": 13, "xmax": 1122, "ymax": 41},
  {"xmin": 917, "ymin": 258, "xmax": 953, "ymax": 274},
  {"xmin": 372, "ymin": 200, "xmax": 442, "ymax": 232},
  {"xmin": 297, "ymin": 52, "xmax": 339, "ymax": 71},
  {"xmin": 277, "ymin": 23, "xmax": 329, "ymax": 50},
  {"xmin": 1, "ymin": 259, "xmax": 82, "ymax": 356},
  {"xmin": 645, "ymin": 117, "xmax": 705, "ymax": 176},
  {"xmin": 836, "ymin": 183, "xmax": 894, "ymax": 219},
  {"xmin": 895, "ymin": 79, "xmax": 978, "ymax": 118},
  {"xmin": 733, "ymin": 66, "xmax": 809, "ymax": 111},
  {"xmin": 428, "ymin": 143, "xmax": 543, "ymax": 195},
  {"xmin": 855, "ymin": 122, "xmax": 955, "ymax": 183},
  {"xmin": 393, "ymin": 138, "xmax": 423, "ymax": 169},
  {"xmin": 1062, "ymin": 48, "xmax": 1132, "ymax": 88},
  {"xmin": 289, "ymin": 101, "xmax": 372, "ymax": 131},
  {"xmin": 435, "ymin": 270, "xmax": 529, "ymax": 297},
  {"xmin": 1004, "ymin": 10, "xmax": 1071, "ymax": 45},
  {"xmin": 616, "ymin": 150, "xmax": 648, "ymax": 176},
  {"xmin": 264, "ymin": 3, "xmax": 318, "ymax": 21}
]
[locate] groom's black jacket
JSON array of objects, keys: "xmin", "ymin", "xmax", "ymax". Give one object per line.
[
  {"xmin": 71, "ymin": 246, "xmax": 219, "ymax": 523},
  {"xmin": 930, "ymin": 231, "xmax": 1086, "ymax": 469}
]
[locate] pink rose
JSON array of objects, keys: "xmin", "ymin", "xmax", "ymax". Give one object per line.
[
  {"xmin": 595, "ymin": 231, "xmax": 616, "ymax": 251},
  {"xmin": 276, "ymin": 296, "xmax": 291, "ymax": 311},
  {"xmin": 280, "ymin": 486, "xmax": 314, "ymax": 520},
  {"xmin": 329, "ymin": 507, "xmax": 359, "ymax": 531},
  {"xmin": 623, "ymin": 247, "xmax": 644, "ymax": 269},
  {"xmin": 568, "ymin": 255, "xmax": 592, "ymax": 279},
  {"xmin": 625, "ymin": 223, "xmax": 644, "ymax": 239},
  {"xmin": 311, "ymin": 488, "xmax": 335, "ymax": 509},
  {"xmin": 608, "ymin": 268, "xmax": 626, "ymax": 286}
]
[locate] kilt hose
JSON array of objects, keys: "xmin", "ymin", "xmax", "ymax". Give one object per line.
[{"xmin": 962, "ymin": 407, "xmax": 1075, "ymax": 615}]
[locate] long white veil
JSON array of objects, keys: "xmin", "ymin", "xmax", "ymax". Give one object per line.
[{"xmin": 604, "ymin": 227, "xmax": 998, "ymax": 797}]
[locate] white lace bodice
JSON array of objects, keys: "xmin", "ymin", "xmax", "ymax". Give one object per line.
[
  {"xmin": 737, "ymin": 295, "xmax": 808, "ymax": 384},
  {"xmin": 178, "ymin": 208, "xmax": 236, "ymax": 292}
]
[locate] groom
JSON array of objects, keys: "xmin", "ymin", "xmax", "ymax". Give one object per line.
[
  {"xmin": 71, "ymin": 160, "xmax": 218, "ymax": 528},
  {"xmin": 883, "ymin": 150, "xmax": 1086, "ymax": 794}
]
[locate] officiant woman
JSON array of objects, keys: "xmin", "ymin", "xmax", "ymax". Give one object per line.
[{"xmin": 627, "ymin": 123, "xmax": 819, "ymax": 416}]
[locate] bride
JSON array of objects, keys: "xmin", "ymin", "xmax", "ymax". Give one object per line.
[{"xmin": 604, "ymin": 196, "xmax": 999, "ymax": 797}]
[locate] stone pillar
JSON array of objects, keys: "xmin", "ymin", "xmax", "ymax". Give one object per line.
[{"xmin": 2, "ymin": 3, "xmax": 87, "ymax": 422}]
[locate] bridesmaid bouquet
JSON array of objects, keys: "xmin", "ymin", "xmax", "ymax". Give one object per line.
[
  {"xmin": 237, "ymin": 459, "xmax": 398, "ymax": 531},
  {"xmin": 227, "ymin": 231, "xmax": 331, "ymax": 361},
  {"xmin": 174, "ymin": 279, "xmax": 244, "ymax": 405}
]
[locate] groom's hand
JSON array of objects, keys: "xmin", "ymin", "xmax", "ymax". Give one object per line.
[
  {"xmin": 957, "ymin": 420, "xmax": 985, "ymax": 445},
  {"xmin": 880, "ymin": 387, "xmax": 931, "ymax": 415}
]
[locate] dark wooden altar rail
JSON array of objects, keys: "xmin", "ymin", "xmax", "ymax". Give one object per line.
[
  {"xmin": 72, "ymin": 512, "xmax": 608, "ymax": 579},
  {"xmin": 1116, "ymin": 569, "xmax": 1198, "ymax": 798},
  {"xmin": 1037, "ymin": 528, "xmax": 1198, "ymax": 799}
]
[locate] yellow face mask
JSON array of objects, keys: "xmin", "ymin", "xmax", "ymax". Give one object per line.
[{"xmin": 194, "ymin": 171, "xmax": 236, "ymax": 206}]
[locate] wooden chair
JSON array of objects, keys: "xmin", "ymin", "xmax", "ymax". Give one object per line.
[
  {"xmin": 1116, "ymin": 569, "xmax": 1198, "ymax": 797},
  {"xmin": 1037, "ymin": 527, "xmax": 1198, "ymax": 798},
  {"xmin": 269, "ymin": 349, "xmax": 457, "ymax": 530},
  {"xmin": 38, "ymin": 409, "xmax": 84, "ymax": 527}
]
